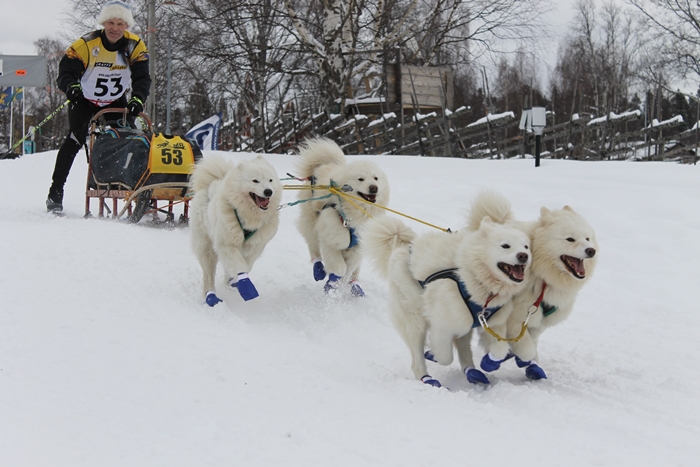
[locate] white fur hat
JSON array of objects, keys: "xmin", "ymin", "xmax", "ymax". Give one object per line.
[{"xmin": 97, "ymin": 0, "xmax": 135, "ymax": 28}]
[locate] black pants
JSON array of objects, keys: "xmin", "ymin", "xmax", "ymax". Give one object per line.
[{"xmin": 49, "ymin": 97, "xmax": 128, "ymax": 194}]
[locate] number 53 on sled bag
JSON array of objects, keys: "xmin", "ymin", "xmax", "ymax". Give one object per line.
[{"xmin": 85, "ymin": 109, "xmax": 202, "ymax": 222}]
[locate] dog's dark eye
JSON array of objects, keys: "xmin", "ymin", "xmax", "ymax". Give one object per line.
[
  {"xmin": 358, "ymin": 178, "xmax": 365, "ymax": 182},
  {"xmin": 501, "ymin": 244, "xmax": 510, "ymax": 249},
  {"xmin": 253, "ymin": 179, "xmax": 259, "ymax": 183},
  {"xmin": 269, "ymin": 179, "xmax": 273, "ymax": 183},
  {"xmin": 567, "ymin": 237, "xmax": 575, "ymax": 242},
  {"xmin": 586, "ymin": 237, "xmax": 590, "ymax": 241},
  {"xmin": 374, "ymin": 176, "xmax": 378, "ymax": 181}
]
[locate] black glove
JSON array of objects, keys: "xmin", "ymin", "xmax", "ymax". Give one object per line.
[
  {"xmin": 127, "ymin": 96, "xmax": 144, "ymax": 116},
  {"xmin": 66, "ymin": 83, "xmax": 83, "ymax": 102}
]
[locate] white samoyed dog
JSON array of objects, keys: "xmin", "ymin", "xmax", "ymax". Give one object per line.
[
  {"xmin": 469, "ymin": 191, "xmax": 599, "ymax": 381},
  {"xmin": 189, "ymin": 155, "xmax": 282, "ymax": 306},
  {"xmin": 295, "ymin": 137, "xmax": 390, "ymax": 296},
  {"xmin": 363, "ymin": 207, "xmax": 531, "ymax": 388}
]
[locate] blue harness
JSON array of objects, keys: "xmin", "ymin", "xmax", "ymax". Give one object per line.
[
  {"xmin": 418, "ymin": 268, "xmax": 501, "ymax": 329},
  {"xmin": 322, "ymin": 202, "xmax": 359, "ymax": 249}
]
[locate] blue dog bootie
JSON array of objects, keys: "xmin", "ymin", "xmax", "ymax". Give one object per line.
[
  {"xmin": 421, "ymin": 375, "xmax": 442, "ymax": 388},
  {"xmin": 230, "ymin": 273, "xmax": 259, "ymax": 301},
  {"xmin": 349, "ymin": 280, "xmax": 365, "ymax": 297},
  {"xmin": 514, "ymin": 356, "xmax": 547, "ymax": 380},
  {"xmin": 480, "ymin": 353, "xmax": 508, "ymax": 372},
  {"xmin": 312, "ymin": 258, "xmax": 326, "ymax": 281},
  {"xmin": 424, "ymin": 350, "xmax": 437, "ymax": 362},
  {"xmin": 323, "ymin": 273, "xmax": 342, "ymax": 293},
  {"xmin": 205, "ymin": 291, "xmax": 222, "ymax": 307},
  {"xmin": 465, "ymin": 367, "xmax": 490, "ymax": 385}
]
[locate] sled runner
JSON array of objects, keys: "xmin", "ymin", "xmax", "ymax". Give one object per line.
[{"xmin": 84, "ymin": 108, "xmax": 202, "ymax": 224}]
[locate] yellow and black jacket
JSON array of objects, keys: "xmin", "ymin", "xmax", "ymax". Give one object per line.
[{"xmin": 57, "ymin": 29, "xmax": 150, "ymax": 107}]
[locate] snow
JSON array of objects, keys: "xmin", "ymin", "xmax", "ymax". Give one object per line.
[
  {"xmin": 468, "ymin": 111, "xmax": 516, "ymax": 127},
  {"xmin": 1, "ymin": 150, "xmax": 699, "ymax": 465}
]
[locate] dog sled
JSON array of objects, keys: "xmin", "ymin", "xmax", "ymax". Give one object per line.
[{"xmin": 84, "ymin": 108, "xmax": 202, "ymax": 224}]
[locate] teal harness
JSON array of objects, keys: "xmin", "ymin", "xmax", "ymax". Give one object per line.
[
  {"xmin": 233, "ymin": 208, "xmax": 256, "ymax": 240},
  {"xmin": 418, "ymin": 268, "xmax": 501, "ymax": 329}
]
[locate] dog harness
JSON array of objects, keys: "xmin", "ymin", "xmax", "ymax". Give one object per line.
[
  {"xmin": 322, "ymin": 202, "xmax": 359, "ymax": 249},
  {"xmin": 418, "ymin": 268, "xmax": 501, "ymax": 328},
  {"xmin": 233, "ymin": 208, "xmax": 257, "ymax": 240},
  {"xmin": 532, "ymin": 282, "xmax": 558, "ymax": 317},
  {"xmin": 541, "ymin": 301, "xmax": 557, "ymax": 317}
]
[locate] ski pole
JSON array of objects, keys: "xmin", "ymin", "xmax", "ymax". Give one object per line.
[{"xmin": 1, "ymin": 99, "xmax": 70, "ymax": 160}]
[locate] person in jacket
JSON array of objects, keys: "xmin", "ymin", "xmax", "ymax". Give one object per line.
[{"xmin": 46, "ymin": 0, "xmax": 151, "ymax": 213}]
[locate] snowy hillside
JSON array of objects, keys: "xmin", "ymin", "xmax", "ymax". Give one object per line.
[{"xmin": 1, "ymin": 150, "xmax": 699, "ymax": 466}]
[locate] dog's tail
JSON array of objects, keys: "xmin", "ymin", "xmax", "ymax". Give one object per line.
[
  {"xmin": 467, "ymin": 189, "xmax": 515, "ymax": 231},
  {"xmin": 362, "ymin": 216, "xmax": 416, "ymax": 278},
  {"xmin": 190, "ymin": 155, "xmax": 235, "ymax": 196},
  {"xmin": 294, "ymin": 137, "xmax": 346, "ymax": 178}
]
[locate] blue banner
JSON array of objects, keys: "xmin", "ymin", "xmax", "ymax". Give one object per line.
[{"xmin": 185, "ymin": 113, "xmax": 221, "ymax": 151}]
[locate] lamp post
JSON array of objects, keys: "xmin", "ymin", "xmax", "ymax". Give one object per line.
[
  {"xmin": 146, "ymin": 0, "xmax": 156, "ymax": 120},
  {"xmin": 163, "ymin": 1, "xmax": 179, "ymax": 135},
  {"xmin": 519, "ymin": 107, "xmax": 547, "ymax": 167}
]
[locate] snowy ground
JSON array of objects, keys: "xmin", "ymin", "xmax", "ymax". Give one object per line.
[{"xmin": 1, "ymin": 149, "xmax": 699, "ymax": 466}]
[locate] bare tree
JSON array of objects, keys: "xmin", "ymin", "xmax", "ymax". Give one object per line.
[
  {"xmin": 550, "ymin": 0, "xmax": 639, "ymax": 123},
  {"xmin": 283, "ymin": 0, "xmax": 550, "ymax": 112},
  {"xmin": 628, "ymin": 0, "xmax": 700, "ymax": 83},
  {"xmin": 31, "ymin": 37, "xmax": 70, "ymax": 150}
]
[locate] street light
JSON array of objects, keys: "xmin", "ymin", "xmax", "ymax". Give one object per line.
[
  {"xmin": 520, "ymin": 107, "xmax": 547, "ymax": 167},
  {"xmin": 163, "ymin": 1, "xmax": 179, "ymax": 135}
]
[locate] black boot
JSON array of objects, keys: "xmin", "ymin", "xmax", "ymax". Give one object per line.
[{"xmin": 46, "ymin": 185, "xmax": 64, "ymax": 213}]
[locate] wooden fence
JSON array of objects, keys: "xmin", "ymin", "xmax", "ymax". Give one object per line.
[{"xmin": 219, "ymin": 105, "xmax": 700, "ymax": 164}]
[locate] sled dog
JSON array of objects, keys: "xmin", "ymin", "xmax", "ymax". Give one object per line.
[
  {"xmin": 295, "ymin": 137, "xmax": 390, "ymax": 296},
  {"xmin": 189, "ymin": 155, "xmax": 282, "ymax": 306},
  {"xmin": 470, "ymin": 191, "xmax": 599, "ymax": 380},
  {"xmin": 363, "ymin": 206, "xmax": 531, "ymax": 387}
]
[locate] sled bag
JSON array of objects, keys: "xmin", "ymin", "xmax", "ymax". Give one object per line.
[
  {"xmin": 91, "ymin": 133, "xmax": 150, "ymax": 189},
  {"xmin": 144, "ymin": 133, "xmax": 200, "ymax": 185}
]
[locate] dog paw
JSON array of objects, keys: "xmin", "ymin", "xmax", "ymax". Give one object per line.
[
  {"xmin": 465, "ymin": 367, "xmax": 490, "ymax": 385},
  {"xmin": 323, "ymin": 273, "xmax": 342, "ymax": 293},
  {"xmin": 421, "ymin": 375, "xmax": 442, "ymax": 388},
  {"xmin": 349, "ymin": 280, "xmax": 365, "ymax": 297},
  {"xmin": 205, "ymin": 291, "xmax": 222, "ymax": 307},
  {"xmin": 480, "ymin": 353, "xmax": 506, "ymax": 372},
  {"xmin": 313, "ymin": 259, "xmax": 326, "ymax": 281},
  {"xmin": 233, "ymin": 273, "xmax": 259, "ymax": 301},
  {"xmin": 524, "ymin": 362, "xmax": 547, "ymax": 380}
]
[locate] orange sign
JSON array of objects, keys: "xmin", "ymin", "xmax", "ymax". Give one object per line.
[{"xmin": 16, "ymin": 69, "xmax": 26, "ymax": 76}]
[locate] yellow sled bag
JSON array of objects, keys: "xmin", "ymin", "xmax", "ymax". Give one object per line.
[{"xmin": 148, "ymin": 133, "xmax": 197, "ymax": 175}]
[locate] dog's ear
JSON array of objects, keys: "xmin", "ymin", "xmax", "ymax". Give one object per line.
[
  {"xmin": 479, "ymin": 215, "xmax": 495, "ymax": 231},
  {"xmin": 563, "ymin": 205, "xmax": 575, "ymax": 213}
]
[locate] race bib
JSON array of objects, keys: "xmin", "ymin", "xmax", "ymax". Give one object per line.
[{"xmin": 149, "ymin": 133, "xmax": 196, "ymax": 175}]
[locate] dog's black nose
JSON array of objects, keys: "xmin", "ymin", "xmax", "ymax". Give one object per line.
[
  {"xmin": 586, "ymin": 247, "xmax": 596, "ymax": 258},
  {"xmin": 517, "ymin": 252, "xmax": 529, "ymax": 263},
  {"xmin": 264, "ymin": 188, "xmax": 273, "ymax": 197},
  {"xmin": 369, "ymin": 185, "xmax": 378, "ymax": 194}
]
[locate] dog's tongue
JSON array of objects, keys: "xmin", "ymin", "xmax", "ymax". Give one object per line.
[
  {"xmin": 565, "ymin": 255, "xmax": 586, "ymax": 276},
  {"xmin": 511, "ymin": 264, "xmax": 525, "ymax": 281},
  {"xmin": 258, "ymin": 197, "xmax": 270, "ymax": 209}
]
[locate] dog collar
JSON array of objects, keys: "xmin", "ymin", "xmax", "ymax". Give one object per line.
[{"xmin": 418, "ymin": 268, "xmax": 501, "ymax": 328}]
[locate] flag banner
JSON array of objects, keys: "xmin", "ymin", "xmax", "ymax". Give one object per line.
[
  {"xmin": 11, "ymin": 87, "xmax": 23, "ymax": 102},
  {"xmin": 0, "ymin": 86, "xmax": 11, "ymax": 110},
  {"xmin": 185, "ymin": 113, "xmax": 221, "ymax": 151}
]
